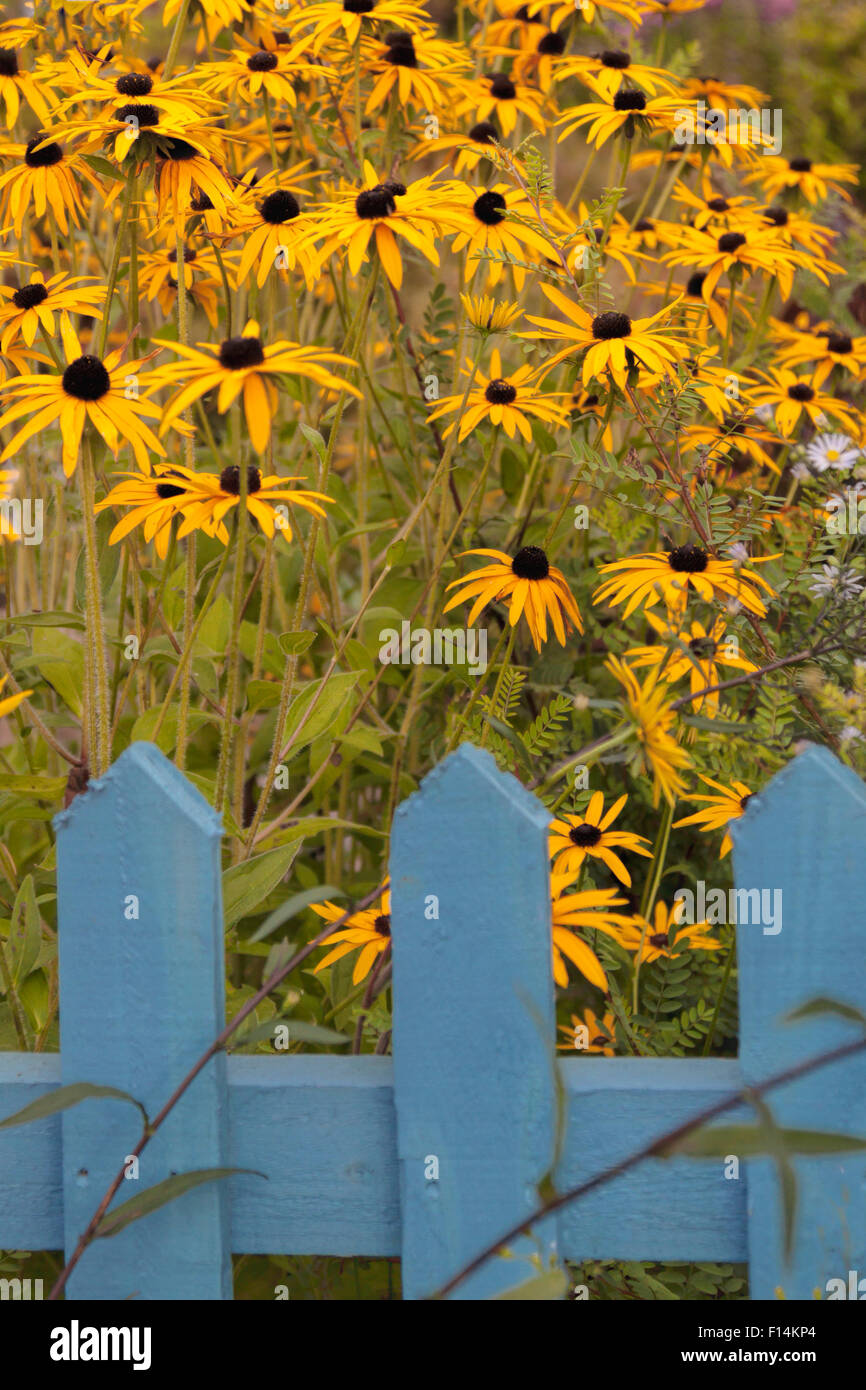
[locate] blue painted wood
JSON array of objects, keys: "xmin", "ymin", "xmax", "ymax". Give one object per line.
[
  {"xmin": 0, "ymin": 741, "xmax": 864, "ymax": 1299},
  {"xmin": 54, "ymin": 743, "xmax": 231, "ymax": 1300},
  {"xmin": 555, "ymin": 1059, "xmax": 750, "ymax": 1262},
  {"xmin": 731, "ymin": 744, "xmax": 866, "ymax": 1300},
  {"xmin": 390, "ymin": 743, "xmax": 558, "ymax": 1299}
]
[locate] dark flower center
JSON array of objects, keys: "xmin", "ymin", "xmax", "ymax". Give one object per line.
[
  {"xmin": 789, "ymin": 157, "xmax": 812, "ymax": 172},
  {"xmin": 649, "ymin": 933, "xmax": 669, "ymax": 949},
  {"xmin": 668, "ymin": 544, "xmax": 708, "ymax": 574},
  {"xmin": 385, "ymin": 31, "xmax": 417, "ymax": 66},
  {"xmin": 473, "ymin": 190, "xmax": 507, "ymax": 225},
  {"xmin": 355, "ymin": 184, "xmax": 396, "ymax": 218},
  {"xmin": 0, "ymin": 49, "xmax": 20, "ymax": 77},
  {"xmin": 706, "ymin": 196, "xmax": 729, "ymax": 211},
  {"xmin": 600, "ymin": 49, "xmax": 631, "ymax": 69},
  {"xmin": 762, "ymin": 205, "xmax": 788, "ymax": 226},
  {"xmin": 62, "ymin": 355, "xmax": 111, "ymax": 402},
  {"xmin": 25, "ymin": 136, "xmax": 63, "ymax": 168},
  {"xmin": 156, "ymin": 482, "xmax": 186, "ymax": 499},
  {"xmin": 469, "ymin": 120, "xmax": 498, "ymax": 144},
  {"xmin": 687, "ymin": 271, "xmax": 707, "ymax": 296},
  {"xmin": 787, "ymin": 383, "xmax": 815, "ymax": 401},
  {"xmin": 12, "ymin": 281, "xmax": 48, "ymax": 310},
  {"xmin": 162, "ymin": 137, "xmax": 197, "ymax": 160},
  {"xmin": 592, "ymin": 310, "xmax": 631, "ymax": 340},
  {"xmin": 569, "ymin": 823, "xmax": 602, "ymax": 848},
  {"xmin": 260, "ymin": 189, "xmax": 300, "ymax": 223},
  {"xmin": 115, "ymin": 72, "xmax": 153, "ymax": 96},
  {"xmin": 219, "ymin": 464, "xmax": 262, "ymax": 495},
  {"xmin": 114, "ymin": 102, "xmax": 160, "ymax": 127},
  {"xmin": 538, "ymin": 31, "xmax": 566, "ymax": 55},
  {"xmin": 219, "ymin": 336, "xmax": 266, "ymax": 370},
  {"xmin": 485, "ymin": 378, "xmax": 517, "ymax": 405},
  {"xmin": 634, "ymin": 218, "xmax": 654, "ymax": 232},
  {"xmin": 191, "ymin": 190, "xmax": 214, "ymax": 211},
  {"xmin": 344, "ymin": 0, "xmax": 375, "ymax": 12},
  {"xmin": 613, "ymin": 89, "xmax": 646, "ymax": 112},
  {"xmin": 826, "ymin": 333, "xmax": 853, "ymax": 355},
  {"xmin": 717, "ymin": 232, "xmax": 746, "ymax": 253},
  {"xmin": 374, "ymin": 913, "xmax": 391, "ymax": 937},
  {"xmin": 740, "ymin": 794, "xmax": 752, "ymax": 811},
  {"xmin": 247, "ymin": 50, "xmax": 278, "ymax": 72},
  {"xmin": 688, "ymin": 636, "xmax": 716, "ymax": 657},
  {"xmin": 489, "ymin": 73, "xmax": 516, "ymax": 99},
  {"xmin": 511, "ymin": 545, "xmax": 549, "ymax": 580}
]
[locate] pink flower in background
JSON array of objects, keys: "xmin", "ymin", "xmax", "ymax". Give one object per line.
[{"xmin": 704, "ymin": 0, "xmax": 798, "ymax": 12}]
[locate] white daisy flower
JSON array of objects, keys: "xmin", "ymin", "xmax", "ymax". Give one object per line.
[{"xmin": 805, "ymin": 433, "xmax": 863, "ymax": 473}]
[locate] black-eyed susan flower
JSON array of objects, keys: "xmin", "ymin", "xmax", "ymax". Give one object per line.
[
  {"xmin": 136, "ymin": 240, "xmax": 225, "ymax": 329},
  {"xmin": 549, "ymin": 791, "xmax": 651, "ymax": 886},
  {"xmin": 551, "ymin": 873, "xmax": 634, "ymax": 991},
  {"xmin": 285, "ymin": 0, "xmax": 431, "ymax": 57},
  {"xmin": 410, "ymin": 119, "xmax": 509, "ymax": 176},
  {"xmin": 526, "ymin": 0, "xmax": 647, "ymax": 26},
  {"xmin": 772, "ymin": 322, "xmax": 866, "ymax": 387},
  {"xmin": 0, "ymin": 136, "xmax": 106, "ymax": 237},
  {"xmin": 557, "ymin": 1007, "xmax": 616, "ymax": 1054},
  {"xmin": 747, "ymin": 155, "xmax": 859, "ymax": 205},
  {"xmin": 606, "ymin": 655, "xmax": 692, "ymax": 806},
  {"xmin": 95, "ymin": 466, "xmax": 193, "ymax": 559},
  {"xmin": 527, "ymin": 284, "xmax": 688, "ymax": 387},
  {"xmin": 557, "ymin": 87, "xmax": 686, "ymax": 146},
  {"xmin": 199, "ymin": 42, "xmax": 321, "ymax": 109},
  {"xmin": 361, "ymin": 30, "xmax": 471, "ymax": 116},
  {"xmin": 307, "ymin": 162, "xmax": 467, "ymax": 289},
  {"xmin": 427, "ymin": 347, "xmax": 570, "ymax": 442},
  {"xmin": 165, "ymin": 464, "xmax": 334, "ymax": 545},
  {"xmin": 620, "ymin": 900, "xmax": 721, "ymax": 965},
  {"xmin": 450, "ymin": 184, "xmax": 556, "ymax": 290},
  {"xmin": 459, "ymin": 292, "xmax": 521, "ymax": 334},
  {"xmin": 53, "ymin": 49, "xmax": 219, "ymax": 123},
  {"xmin": 152, "ymin": 320, "xmax": 362, "ymax": 456},
  {"xmin": 673, "ymin": 773, "xmax": 753, "ymax": 857},
  {"xmin": 0, "ymin": 271, "xmax": 105, "ymax": 352},
  {"xmin": 456, "ymin": 72, "xmax": 547, "ymax": 137},
  {"xmin": 221, "ymin": 172, "xmax": 319, "ymax": 290},
  {"xmin": 555, "ymin": 49, "xmax": 679, "ymax": 100},
  {"xmin": 154, "ymin": 137, "xmax": 237, "ymax": 233},
  {"xmin": 444, "ymin": 545, "xmax": 582, "ymax": 650},
  {"xmin": 0, "ymin": 673, "xmax": 32, "ymax": 718},
  {"xmin": 749, "ymin": 367, "xmax": 858, "ymax": 438},
  {"xmin": 311, "ymin": 885, "xmax": 391, "ymax": 986},
  {"xmin": 0, "ymin": 314, "xmax": 165, "ymax": 477},
  {"xmin": 626, "ymin": 613, "xmax": 757, "ymax": 716},
  {"xmin": 595, "ymin": 545, "xmax": 774, "ymax": 618},
  {"xmin": 0, "ymin": 44, "xmax": 55, "ymax": 128},
  {"xmin": 677, "ymin": 75, "xmax": 769, "ymax": 109},
  {"xmin": 661, "ymin": 225, "xmax": 813, "ymax": 303}
]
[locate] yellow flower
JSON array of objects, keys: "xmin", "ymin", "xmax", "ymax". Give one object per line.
[
  {"xmin": 151, "ymin": 319, "xmax": 361, "ymax": 455},
  {"xmin": 551, "ymin": 873, "xmax": 634, "ymax": 991},
  {"xmin": 427, "ymin": 347, "xmax": 570, "ymax": 442},
  {"xmin": 557, "ymin": 1007, "xmax": 617, "ymax": 1055},
  {"xmin": 594, "ymin": 544, "xmax": 774, "ymax": 618},
  {"xmin": 557, "ymin": 87, "xmax": 686, "ymax": 147},
  {"xmin": 444, "ymin": 545, "xmax": 582, "ymax": 651},
  {"xmin": 0, "ymin": 673, "xmax": 32, "ymax": 720},
  {"xmin": 749, "ymin": 368, "xmax": 859, "ymax": 438},
  {"xmin": 0, "ymin": 315, "xmax": 166, "ymax": 477},
  {"xmin": 673, "ymin": 774, "xmax": 754, "ymax": 857},
  {"xmin": 626, "ymin": 613, "xmax": 757, "ymax": 716},
  {"xmin": 606, "ymin": 656, "xmax": 692, "ymax": 807},
  {"xmin": 549, "ymin": 791, "xmax": 652, "ymax": 886},
  {"xmin": 0, "ymin": 270, "xmax": 105, "ymax": 352},
  {"xmin": 527, "ymin": 284, "xmax": 688, "ymax": 388},
  {"xmin": 459, "ymin": 292, "xmax": 521, "ymax": 333},
  {"xmin": 620, "ymin": 899, "xmax": 721, "ymax": 966},
  {"xmin": 312, "ymin": 886, "xmax": 391, "ymax": 987},
  {"xmin": 747, "ymin": 155, "xmax": 859, "ymax": 205}
]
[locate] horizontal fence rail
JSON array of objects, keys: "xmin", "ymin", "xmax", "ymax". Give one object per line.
[{"xmin": 0, "ymin": 741, "xmax": 864, "ymax": 1299}]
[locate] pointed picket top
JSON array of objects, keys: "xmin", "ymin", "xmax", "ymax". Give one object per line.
[
  {"xmin": 54, "ymin": 739, "xmax": 223, "ymax": 839},
  {"xmin": 390, "ymin": 743, "xmax": 558, "ymax": 1300},
  {"xmin": 730, "ymin": 742, "xmax": 866, "ymax": 1299},
  {"xmin": 55, "ymin": 742, "xmax": 231, "ymax": 1300}
]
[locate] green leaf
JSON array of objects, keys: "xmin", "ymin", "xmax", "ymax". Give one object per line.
[
  {"xmin": 785, "ymin": 997, "xmax": 866, "ymax": 1030},
  {"xmin": 0, "ymin": 611, "xmax": 85, "ymax": 631},
  {"xmin": 385, "ymin": 538, "xmax": 406, "ymax": 568},
  {"xmin": 222, "ymin": 843, "xmax": 300, "ymax": 929},
  {"xmin": 278, "ymin": 631, "xmax": 316, "ymax": 657},
  {"xmin": 0, "ymin": 774, "xmax": 67, "ymax": 799},
  {"xmin": 248, "ymin": 884, "xmax": 344, "ymax": 943},
  {"xmin": 9, "ymin": 875, "xmax": 41, "ymax": 986},
  {"xmin": 282, "ymin": 672, "xmax": 359, "ymax": 753},
  {"xmin": 0, "ymin": 1081, "xmax": 148, "ymax": 1131},
  {"xmin": 230, "ymin": 1016, "xmax": 349, "ymax": 1050},
  {"xmin": 27, "ymin": 628, "xmax": 85, "ymax": 717},
  {"xmin": 81, "ymin": 154, "xmax": 120, "ymax": 181},
  {"xmin": 95, "ymin": 1168, "xmax": 266, "ymax": 1238},
  {"xmin": 668, "ymin": 1125, "xmax": 866, "ymax": 1158},
  {"xmin": 298, "ymin": 422, "xmax": 327, "ymax": 462}
]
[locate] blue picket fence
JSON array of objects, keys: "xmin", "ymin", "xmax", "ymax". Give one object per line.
[{"xmin": 0, "ymin": 740, "xmax": 864, "ymax": 1300}]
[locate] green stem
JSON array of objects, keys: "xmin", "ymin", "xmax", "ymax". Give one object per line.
[
  {"xmin": 633, "ymin": 797, "xmax": 676, "ymax": 1012},
  {"xmin": 99, "ymin": 163, "xmax": 137, "ymax": 358},
  {"xmin": 79, "ymin": 435, "xmax": 111, "ymax": 775}
]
